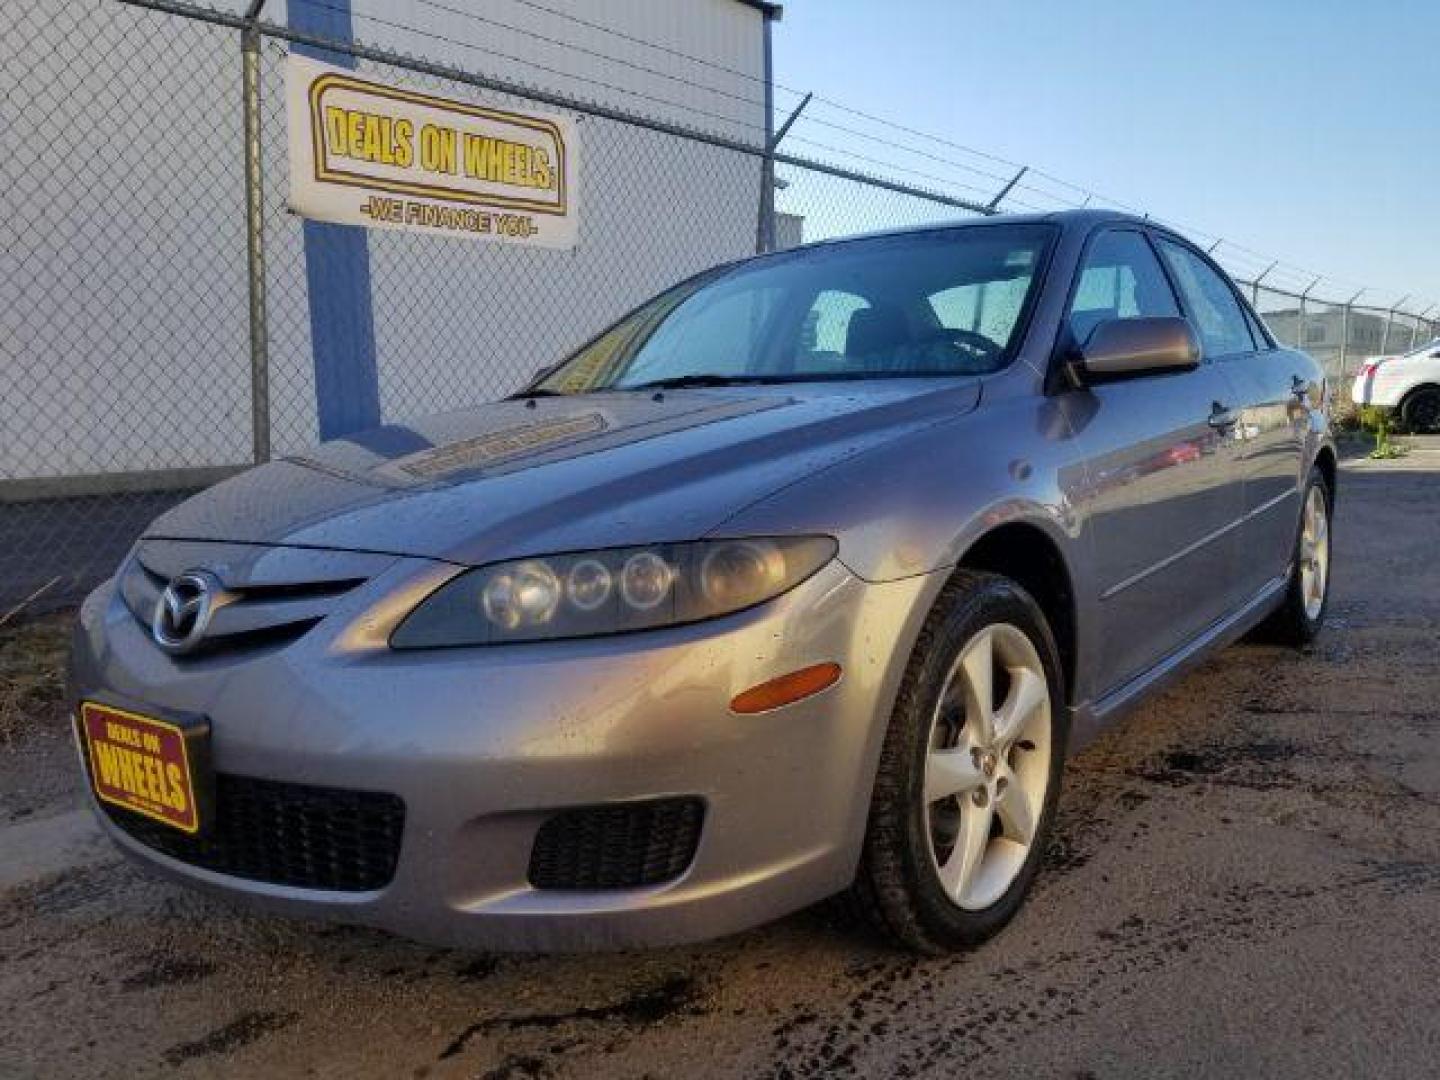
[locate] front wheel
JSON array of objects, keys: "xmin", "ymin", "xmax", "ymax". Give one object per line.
[{"xmin": 848, "ymin": 571, "xmax": 1067, "ymax": 954}]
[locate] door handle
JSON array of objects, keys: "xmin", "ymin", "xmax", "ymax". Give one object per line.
[{"xmin": 1208, "ymin": 401, "xmax": 1238, "ymax": 430}]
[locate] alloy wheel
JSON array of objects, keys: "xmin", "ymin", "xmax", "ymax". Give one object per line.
[
  {"xmin": 923, "ymin": 623, "xmax": 1052, "ymax": 911},
  {"xmin": 1299, "ymin": 485, "xmax": 1330, "ymax": 620}
]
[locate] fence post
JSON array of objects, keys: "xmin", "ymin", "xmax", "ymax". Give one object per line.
[
  {"xmin": 1416, "ymin": 306, "xmax": 1436, "ymax": 350},
  {"xmin": 986, "ymin": 166, "xmax": 1028, "ymax": 212},
  {"xmin": 1408, "ymin": 309, "xmax": 1426, "ymax": 351},
  {"xmin": 1251, "ymin": 261, "xmax": 1277, "ymax": 330},
  {"xmin": 755, "ymin": 92, "xmax": 811, "ymax": 253},
  {"xmin": 1381, "ymin": 295, "xmax": 1409, "ymax": 357},
  {"xmin": 1296, "ymin": 277, "xmax": 1319, "ymax": 352},
  {"xmin": 242, "ymin": 3, "xmax": 271, "ymax": 465},
  {"xmin": 1340, "ymin": 288, "xmax": 1363, "ymax": 378},
  {"xmin": 1338, "ymin": 304, "xmax": 1348, "ymax": 376}
]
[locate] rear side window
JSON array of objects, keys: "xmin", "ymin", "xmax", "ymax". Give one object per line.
[
  {"xmin": 1156, "ymin": 240, "xmax": 1256, "ymax": 359},
  {"xmin": 1068, "ymin": 230, "xmax": 1179, "ymax": 346}
]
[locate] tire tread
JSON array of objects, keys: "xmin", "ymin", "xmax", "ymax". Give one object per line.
[{"xmin": 847, "ymin": 570, "xmax": 1065, "ymax": 954}]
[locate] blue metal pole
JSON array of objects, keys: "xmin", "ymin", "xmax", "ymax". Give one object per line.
[{"xmin": 288, "ymin": 0, "xmax": 381, "ymax": 440}]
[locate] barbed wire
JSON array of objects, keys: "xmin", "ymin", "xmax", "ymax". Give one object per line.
[
  {"xmin": 290, "ymin": 0, "xmax": 768, "ymax": 139},
  {"xmin": 783, "ymin": 136, "xmax": 1005, "ymax": 202},
  {"xmin": 388, "ymin": 0, "xmax": 782, "ymax": 116},
  {"xmin": 143, "ymin": 0, "xmax": 1440, "ymax": 312},
  {"xmin": 483, "ymin": 0, "xmax": 808, "ymax": 100},
  {"xmin": 292, "ymin": 0, "xmax": 1432, "ymax": 306}
]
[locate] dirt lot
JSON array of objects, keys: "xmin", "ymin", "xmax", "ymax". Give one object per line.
[{"xmin": 3, "ymin": 445, "xmax": 1438, "ymax": 1080}]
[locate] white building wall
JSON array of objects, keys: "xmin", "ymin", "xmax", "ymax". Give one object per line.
[
  {"xmin": 2, "ymin": 1, "xmax": 252, "ymax": 483},
  {"xmin": 2, "ymin": 0, "xmax": 768, "ymax": 481}
]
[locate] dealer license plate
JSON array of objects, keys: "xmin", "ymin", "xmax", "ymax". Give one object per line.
[{"xmin": 80, "ymin": 701, "xmax": 205, "ymax": 834}]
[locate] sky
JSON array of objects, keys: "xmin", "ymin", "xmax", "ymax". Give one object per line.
[{"xmin": 771, "ymin": 0, "xmax": 1439, "ymax": 309}]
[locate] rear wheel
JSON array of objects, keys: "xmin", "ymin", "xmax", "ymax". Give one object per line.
[
  {"xmin": 1259, "ymin": 466, "xmax": 1332, "ymax": 646},
  {"xmin": 848, "ymin": 571, "xmax": 1066, "ymax": 954},
  {"xmin": 1400, "ymin": 387, "xmax": 1440, "ymax": 433}
]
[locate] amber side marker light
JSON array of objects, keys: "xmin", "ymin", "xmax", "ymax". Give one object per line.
[{"xmin": 730, "ymin": 663, "xmax": 842, "ymax": 715}]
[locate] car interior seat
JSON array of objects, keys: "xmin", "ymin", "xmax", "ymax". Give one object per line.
[{"xmin": 845, "ymin": 305, "xmax": 912, "ymax": 365}]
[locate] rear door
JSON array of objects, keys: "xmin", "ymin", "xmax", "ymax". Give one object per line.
[
  {"xmin": 1068, "ymin": 228, "xmax": 1247, "ymax": 695},
  {"xmin": 1156, "ymin": 237, "xmax": 1304, "ymax": 596}
]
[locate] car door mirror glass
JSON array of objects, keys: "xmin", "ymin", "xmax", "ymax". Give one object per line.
[{"xmin": 1075, "ymin": 316, "xmax": 1201, "ymax": 382}]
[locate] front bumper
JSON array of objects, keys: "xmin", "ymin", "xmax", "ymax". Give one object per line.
[{"xmin": 70, "ymin": 553, "xmax": 937, "ymax": 951}]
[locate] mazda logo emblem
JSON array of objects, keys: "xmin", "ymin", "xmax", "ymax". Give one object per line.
[{"xmin": 152, "ymin": 570, "xmax": 223, "ymax": 654}]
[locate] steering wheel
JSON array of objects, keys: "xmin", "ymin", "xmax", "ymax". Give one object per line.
[{"xmin": 921, "ymin": 327, "xmax": 1003, "ymax": 365}]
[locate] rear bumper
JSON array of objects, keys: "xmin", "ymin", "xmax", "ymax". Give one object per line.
[
  {"xmin": 1350, "ymin": 370, "xmax": 1407, "ymax": 409},
  {"xmin": 71, "ymin": 557, "xmax": 937, "ymax": 951}
]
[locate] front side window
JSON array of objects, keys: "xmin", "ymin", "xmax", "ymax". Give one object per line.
[
  {"xmin": 540, "ymin": 225, "xmax": 1056, "ymax": 393},
  {"xmin": 1068, "ymin": 229, "xmax": 1180, "ymax": 346},
  {"xmin": 1244, "ymin": 306, "xmax": 1272, "ymax": 350},
  {"xmin": 1156, "ymin": 239, "xmax": 1256, "ymax": 359}
]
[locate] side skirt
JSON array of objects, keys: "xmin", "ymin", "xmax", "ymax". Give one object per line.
[{"xmin": 1065, "ymin": 574, "xmax": 1288, "ymax": 753}]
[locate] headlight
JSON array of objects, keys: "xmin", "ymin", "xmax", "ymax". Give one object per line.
[{"xmin": 390, "ymin": 536, "xmax": 837, "ymax": 648}]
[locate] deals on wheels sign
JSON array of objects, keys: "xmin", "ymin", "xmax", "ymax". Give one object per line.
[{"xmin": 285, "ymin": 55, "xmax": 578, "ymax": 248}]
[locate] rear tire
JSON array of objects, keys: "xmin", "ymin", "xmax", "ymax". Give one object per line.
[
  {"xmin": 1259, "ymin": 465, "xmax": 1333, "ymax": 646},
  {"xmin": 848, "ymin": 571, "xmax": 1067, "ymax": 954},
  {"xmin": 1399, "ymin": 387, "xmax": 1440, "ymax": 433}
]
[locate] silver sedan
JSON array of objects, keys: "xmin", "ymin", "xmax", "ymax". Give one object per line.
[{"xmin": 70, "ymin": 210, "xmax": 1336, "ymax": 953}]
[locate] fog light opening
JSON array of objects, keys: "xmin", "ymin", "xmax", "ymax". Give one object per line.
[{"xmin": 730, "ymin": 662, "xmax": 843, "ymax": 715}]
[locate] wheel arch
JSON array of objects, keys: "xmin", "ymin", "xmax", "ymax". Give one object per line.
[
  {"xmin": 1398, "ymin": 382, "xmax": 1440, "ymax": 426},
  {"xmin": 951, "ymin": 521, "xmax": 1078, "ymax": 705},
  {"xmin": 1313, "ymin": 443, "xmax": 1337, "ymax": 500}
]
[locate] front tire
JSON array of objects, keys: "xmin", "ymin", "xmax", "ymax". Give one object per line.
[
  {"xmin": 848, "ymin": 571, "xmax": 1067, "ymax": 954},
  {"xmin": 1260, "ymin": 465, "xmax": 1333, "ymax": 646},
  {"xmin": 1400, "ymin": 387, "xmax": 1440, "ymax": 433}
]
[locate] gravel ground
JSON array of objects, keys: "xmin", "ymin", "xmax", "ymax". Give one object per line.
[{"xmin": 2, "ymin": 445, "xmax": 1438, "ymax": 1079}]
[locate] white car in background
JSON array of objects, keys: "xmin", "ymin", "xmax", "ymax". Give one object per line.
[{"xmin": 1352, "ymin": 338, "xmax": 1440, "ymax": 432}]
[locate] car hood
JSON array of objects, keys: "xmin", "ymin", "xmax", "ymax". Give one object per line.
[{"xmin": 147, "ymin": 381, "xmax": 981, "ymax": 566}]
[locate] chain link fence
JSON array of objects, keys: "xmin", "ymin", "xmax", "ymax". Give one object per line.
[
  {"xmin": 3, "ymin": 1, "xmax": 253, "ymax": 615},
  {"xmin": 1243, "ymin": 280, "xmax": 1437, "ymax": 394},
  {"xmin": 2, "ymin": 0, "xmax": 1434, "ymax": 614},
  {"xmin": 0, "ymin": 0, "xmax": 993, "ymax": 613}
]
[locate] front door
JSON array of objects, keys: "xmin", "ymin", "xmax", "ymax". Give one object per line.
[{"xmin": 1065, "ymin": 228, "xmax": 1247, "ymax": 695}]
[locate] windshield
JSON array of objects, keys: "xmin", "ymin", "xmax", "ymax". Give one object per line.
[
  {"xmin": 1405, "ymin": 337, "xmax": 1440, "ymax": 357},
  {"xmin": 537, "ymin": 224, "xmax": 1056, "ymax": 394}
]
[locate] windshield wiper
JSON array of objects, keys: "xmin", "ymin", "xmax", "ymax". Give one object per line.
[
  {"xmin": 505, "ymin": 387, "xmax": 568, "ymax": 400},
  {"xmin": 625, "ymin": 374, "xmax": 783, "ymax": 391}
]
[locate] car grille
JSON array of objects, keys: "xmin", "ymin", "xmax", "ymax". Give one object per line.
[
  {"xmin": 528, "ymin": 797, "xmax": 704, "ymax": 890},
  {"xmin": 119, "ymin": 540, "xmax": 394, "ymax": 657},
  {"xmin": 101, "ymin": 773, "xmax": 406, "ymax": 892}
]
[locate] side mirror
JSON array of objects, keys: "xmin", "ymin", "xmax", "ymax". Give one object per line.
[{"xmin": 1072, "ymin": 316, "xmax": 1200, "ymax": 383}]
